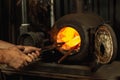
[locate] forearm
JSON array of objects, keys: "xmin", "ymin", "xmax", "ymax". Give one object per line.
[
  {"xmin": 0, "ymin": 40, "xmax": 16, "ymax": 49},
  {"xmin": 0, "ymin": 49, "xmax": 5, "ymax": 63}
]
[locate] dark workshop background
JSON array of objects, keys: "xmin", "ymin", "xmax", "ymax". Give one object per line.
[
  {"xmin": 0, "ymin": 0, "xmax": 120, "ymax": 48},
  {"xmin": 1, "ymin": 0, "xmax": 120, "ymax": 80}
]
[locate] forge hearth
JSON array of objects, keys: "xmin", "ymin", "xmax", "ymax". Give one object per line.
[
  {"xmin": 0, "ymin": 12, "xmax": 117, "ymax": 80},
  {"xmin": 17, "ymin": 13, "xmax": 117, "ymax": 66}
]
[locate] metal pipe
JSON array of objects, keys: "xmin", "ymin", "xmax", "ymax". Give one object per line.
[
  {"xmin": 20, "ymin": 0, "xmax": 30, "ymax": 34},
  {"xmin": 21, "ymin": 0, "xmax": 27, "ymax": 24},
  {"xmin": 50, "ymin": 0, "xmax": 55, "ymax": 27}
]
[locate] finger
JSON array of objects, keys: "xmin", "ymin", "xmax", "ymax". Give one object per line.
[
  {"xmin": 24, "ymin": 48, "xmax": 41, "ymax": 54},
  {"xmin": 27, "ymin": 54, "xmax": 35, "ymax": 61},
  {"xmin": 31, "ymin": 52, "xmax": 38, "ymax": 58},
  {"xmin": 35, "ymin": 50, "xmax": 40, "ymax": 56},
  {"xmin": 25, "ymin": 46, "xmax": 41, "ymax": 51},
  {"xmin": 31, "ymin": 47, "xmax": 41, "ymax": 51},
  {"xmin": 25, "ymin": 55, "xmax": 32, "ymax": 62},
  {"xmin": 23, "ymin": 61, "xmax": 28, "ymax": 66},
  {"xmin": 29, "ymin": 48, "xmax": 41, "ymax": 52},
  {"xmin": 17, "ymin": 45, "xmax": 25, "ymax": 51}
]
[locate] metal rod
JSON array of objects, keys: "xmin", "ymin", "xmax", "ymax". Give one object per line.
[
  {"xmin": 50, "ymin": 0, "xmax": 55, "ymax": 27},
  {"xmin": 20, "ymin": 0, "xmax": 29, "ymax": 34},
  {"xmin": 41, "ymin": 42, "xmax": 65, "ymax": 53},
  {"xmin": 21, "ymin": 0, "xmax": 27, "ymax": 24},
  {"xmin": 58, "ymin": 48, "xmax": 74, "ymax": 64}
]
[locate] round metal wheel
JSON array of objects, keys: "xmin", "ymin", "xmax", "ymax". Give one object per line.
[{"xmin": 95, "ymin": 24, "xmax": 117, "ymax": 64}]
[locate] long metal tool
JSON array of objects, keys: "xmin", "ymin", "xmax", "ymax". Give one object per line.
[
  {"xmin": 27, "ymin": 42, "xmax": 65, "ymax": 65},
  {"xmin": 41, "ymin": 42, "xmax": 65, "ymax": 53},
  {"xmin": 40, "ymin": 42, "xmax": 73, "ymax": 64}
]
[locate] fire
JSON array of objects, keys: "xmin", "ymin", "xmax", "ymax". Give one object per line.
[{"xmin": 57, "ymin": 27, "xmax": 81, "ymax": 50}]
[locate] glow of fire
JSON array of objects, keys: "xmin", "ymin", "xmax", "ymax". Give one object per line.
[{"xmin": 57, "ymin": 27, "xmax": 81, "ymax": 50}]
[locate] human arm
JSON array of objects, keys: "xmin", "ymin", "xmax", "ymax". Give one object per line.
[
  {"xmin": 0, "ymin": 40, "xmax": 15, "ymax": 49},
  {"xmin": 0, "ymin": 47, "xmax": 33, "ymax": 69},
  {"xmin": 0, "ymin": 40, "xmax": 41, "ymax": 53},
  {"xmin": 0, "ymin": 40, "xmax": 41, "ymax": 69}
]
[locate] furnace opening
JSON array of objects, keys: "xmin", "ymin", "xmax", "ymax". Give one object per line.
[{"xmin": 56, "ymin": 27, "xmax": 81, "ymax": 53}]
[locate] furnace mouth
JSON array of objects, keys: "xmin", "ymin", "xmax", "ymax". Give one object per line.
[{"xmin": 56, "ymin": 26, "xmax": 81, "ymax": 55}]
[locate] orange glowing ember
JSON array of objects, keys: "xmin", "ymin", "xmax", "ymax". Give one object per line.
[{"xmin": 57, "ymin": 27, "xmax": 81, "ymax": 50}]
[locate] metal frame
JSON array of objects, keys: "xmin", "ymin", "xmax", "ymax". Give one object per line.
[{"xmin": 0, "ymin": 62, "xmax": 91, "ymax": 80}]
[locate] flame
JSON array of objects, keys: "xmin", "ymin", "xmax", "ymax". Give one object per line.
[{"xmin": 57, "ymin": 27, "xmax": 81, "ymax": 50}]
